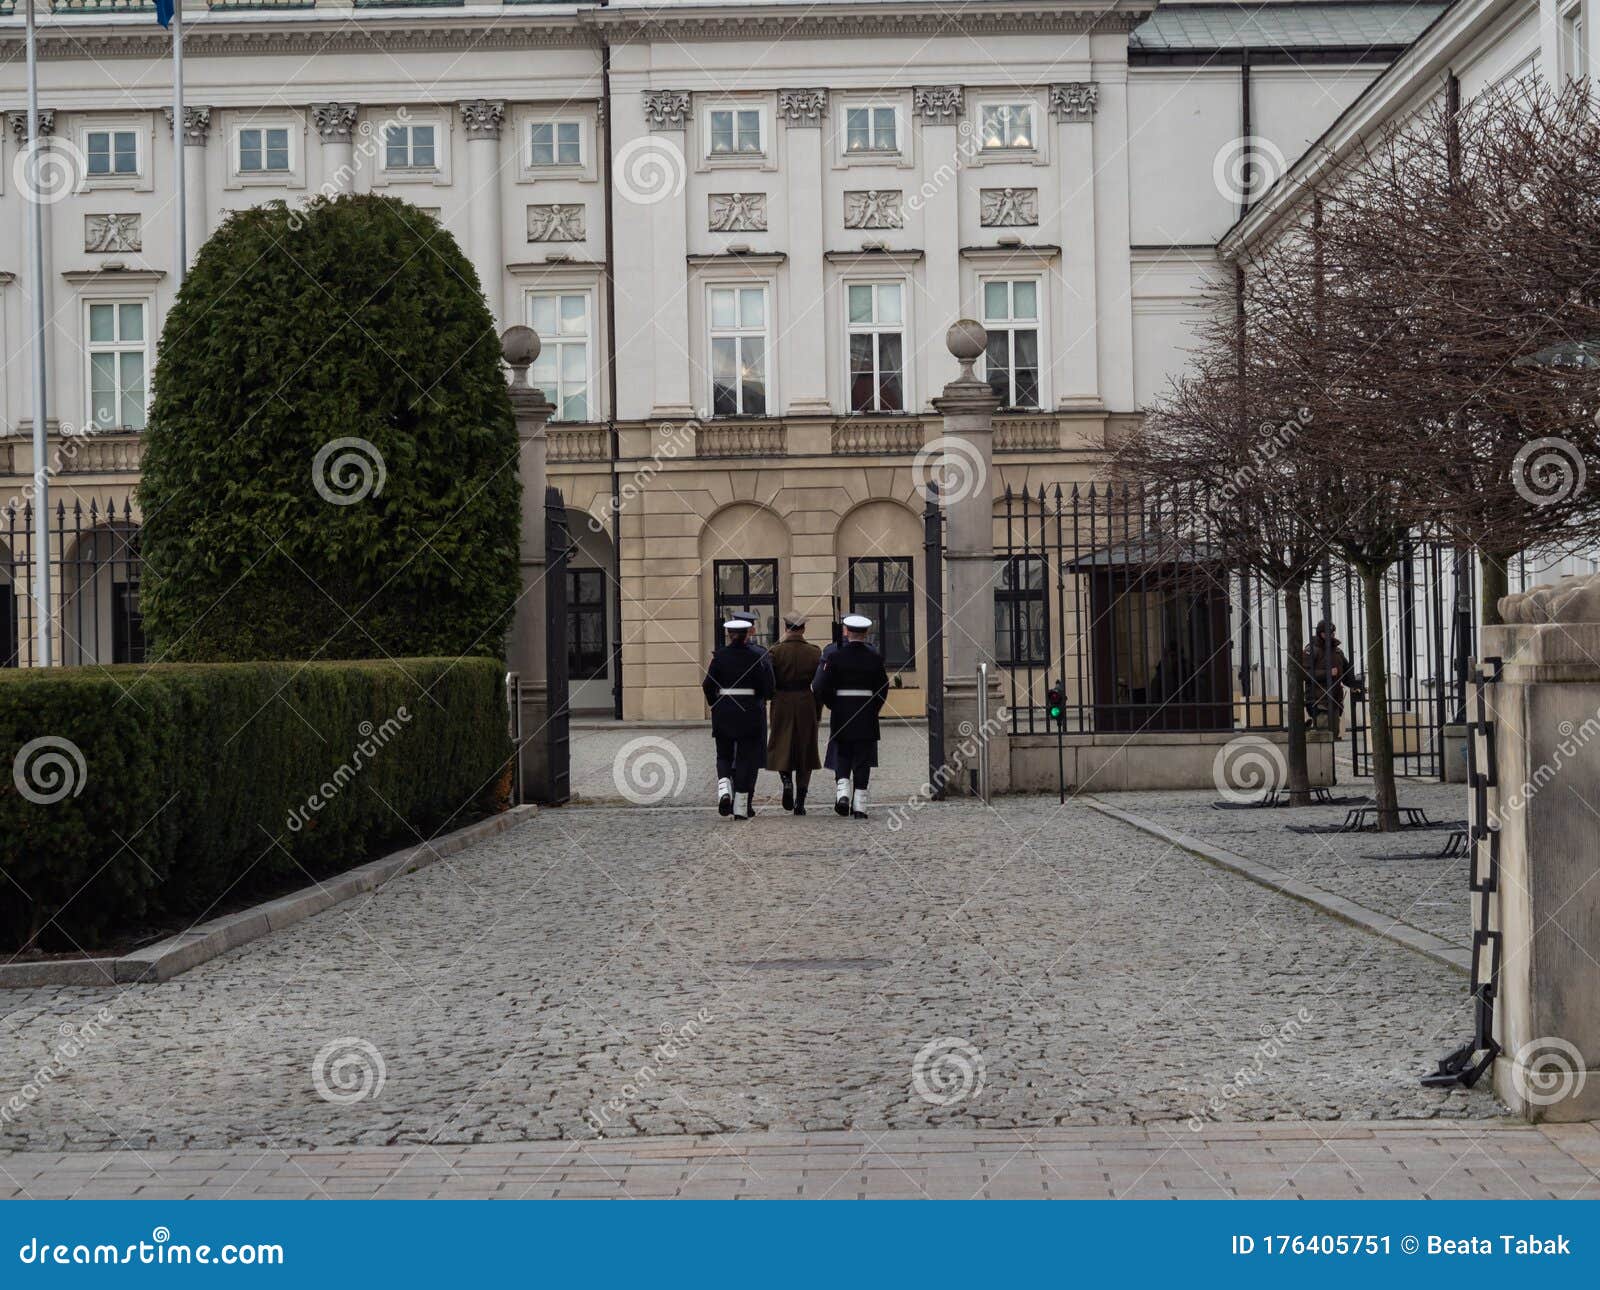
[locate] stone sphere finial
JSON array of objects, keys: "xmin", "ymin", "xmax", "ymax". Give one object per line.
[
  {"xmin": 501, "ymin": 325, "xmax": 540, "ymax": 388},
  {"xmin": 946, "ymin": 319, "xmax": 987, "ymax": 378}
]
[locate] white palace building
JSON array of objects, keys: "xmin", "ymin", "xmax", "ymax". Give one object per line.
[{"xmin": 0, "ymin": 0, "xmax": 1569, "ymax": 723}]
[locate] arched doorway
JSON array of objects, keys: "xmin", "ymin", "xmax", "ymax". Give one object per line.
[
  {"xmin": 564, "ymin": 509, "xmax": 617, "ymax": 715},
  {"xmin": 60, "ymin": 520, "xmax": 144, "ymax": 667}
]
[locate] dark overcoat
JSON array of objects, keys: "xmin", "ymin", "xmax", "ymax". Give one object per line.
[
  {"xmin": 813, "ymin": 639, "xmax": 890, "ymax": 767},
  {"xmin": 766, "ymin": 638, "xmax": 822, "ymax": 772},
  {"xmin": 702, "ymin": 640, "xmax": 775, "ymax": 746}
]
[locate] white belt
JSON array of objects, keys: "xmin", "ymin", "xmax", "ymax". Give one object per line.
[
  {"xmin": 836, "ymin": 689, "xmax": 875, "ymax": 697},
  {"xmin": 719, "ymin": 688, "xmax": 756, "ymax": 696}
]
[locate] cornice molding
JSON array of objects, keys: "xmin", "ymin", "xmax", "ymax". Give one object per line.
[
  {"xmin": 0, "ymin": 3, "xmax": 1149, "ymax": 60},
  {"xmin": 62, "ymin": 268, "xmax": 166, "ymax": 284}
]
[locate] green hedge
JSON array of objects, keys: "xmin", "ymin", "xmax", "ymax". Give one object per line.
[{"xmin": 1, "ymin": 658, "xmax": 511, "ymax": 952}]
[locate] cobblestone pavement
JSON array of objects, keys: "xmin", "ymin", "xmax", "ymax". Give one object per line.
[
  {"xmin": 5, "ymin": 1122, "xmax": 1596, "ymax": 1200},
  {"xmin": 1099, "ymin": 781, "xmax": 1470, "ymax": 950},
  {"xmin": 0, "ymin": 795, "xmax": 1495, "ymax": 1156},
  {"xmin": 571, "ymin": 719, "xmax": 929, "ymax": 805}
]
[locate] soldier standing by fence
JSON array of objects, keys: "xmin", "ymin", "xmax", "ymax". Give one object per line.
[{"xmin": 814, "ymin": 613, "xmax": 890, "ymax": 819}]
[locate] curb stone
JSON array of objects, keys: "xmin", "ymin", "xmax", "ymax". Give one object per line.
[
  {"xmin": 1079, "ymin": 796, "xmax": 1472, "ymax": 976},
  {"xmin": 0, "ymin": 805, "xmax": 538, "ymax": 988}
]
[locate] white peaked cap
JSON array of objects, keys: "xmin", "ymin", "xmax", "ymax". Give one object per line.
[
  {"xmin": 842, "ymin": 614, "xmax": 873, "ymax": 629},
  {"xmin": 724, "ymin": 618, "xmax": 754, "ymax": 630}
]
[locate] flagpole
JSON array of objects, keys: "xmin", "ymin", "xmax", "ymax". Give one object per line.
[
  {"xmin": 24, "ymin": 0, "xmax": 52, "ymax": 668},
  {"xmin": 172, "ymin": 0, "xmax": 186, "ymax": 290}
]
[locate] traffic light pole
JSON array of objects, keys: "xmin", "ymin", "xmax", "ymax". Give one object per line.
[{"xmin": 1054, "ymin": 678, "xmax": 1065, "ymax": 804}]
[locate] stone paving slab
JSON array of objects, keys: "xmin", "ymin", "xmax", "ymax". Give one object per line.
[
  {"xmin": 0, "ymin": 798, "xmax": 1493, "ymax": 1152},
  {"xmin": 1092, "ymin": 782, "xmax": 1472, "ymax": 950},
  {"xmin": 1, "ymin": 1122, "xmax": 1594, "ymax": 1200}
]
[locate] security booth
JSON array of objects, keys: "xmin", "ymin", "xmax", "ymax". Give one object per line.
[{"xmin": 1068, "ymin": 536, "xmax": 1234, "ymax": 734}]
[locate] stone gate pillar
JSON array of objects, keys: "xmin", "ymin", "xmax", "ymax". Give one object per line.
[
  {"xmin": 502, "ymin": 325, "xmax": 554, "ymax": 802},
  {"xmin": 931, "ymin": 320, "xmax": 1010, "ymax": 795},
  {"xmin": 1482, "ymin": 577, "xmax": 1600, "ymax": 1119}
]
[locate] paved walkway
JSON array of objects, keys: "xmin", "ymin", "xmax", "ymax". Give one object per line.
[
  {"xmin": 2, "ymin": 796, "xmax": 1494, "ymax": 1164},
  {"xmin": 4, "ymin": 1122, "xmax": 1597, "ymax": 1199}
]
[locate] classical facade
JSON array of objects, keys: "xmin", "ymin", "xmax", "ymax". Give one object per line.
[{"xmin": 0, "ymin": 0, "xmax": 1446, "ymax": 717}]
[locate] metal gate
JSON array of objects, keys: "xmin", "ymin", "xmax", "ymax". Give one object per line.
[
  {"xmin": 922, "ymin": 481, "xmax": 945, "ymax": 799},
  {"xmin": 544, "ymin": 485, "xmax": 572, "ymax": 806}
]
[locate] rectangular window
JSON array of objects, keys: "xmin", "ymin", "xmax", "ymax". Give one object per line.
[
  {"xmin": 844, "ymin": 106, "xmax": 897, "ymax": 153},
  {"xmin": 982, "ymin": 278, "xmax": 1041, "ymax": 409},
  {"xmin": 567, "ymin": 568, "xmax": 608, "ymax": 681},
  {"xmin": 714, "ymin": 559, "xmax": 779, "ymax": 644},
  {"xmin": 385, "ymin": 123, "xmax": 436, "ymax": 170},
  {"xmin": 846, "ymin": 282, "xmax": 905, "ymax": 413},
  {"xmin": 709, "ymin": 109, "xmax": 762, "ymax": 156},
  {"xmin": 980, "ymin": 104, "xmax": 1034, "ymax": 151},
  {"xmin": 995, "ymin": 555, "xmax": 1048, "ymax": 667},
  {"xmin": 1562, "ymin": 2, "xmax": 1586, "ymax": 81},
  {"xmin": 85, "ymin": 130, "xmax": 139, "ymax": 177},
  {"xmin": 530, "ymin": 121, "xmax": 582, "ymax": 167},
  {"xmin": 113, "ymin": 578, "xmax": 146, "ymax": 665},
  {"xmin": 86, "ymin": 301, "xmax": 148, "ymax": 432},
  {"xmin": 708, "ymin": 285, "xmax": 768, "ymax": 417},
  {"xmin": 848, "ymin": 557, "xmax": 914, "ymax": 670},
  {"xmin": 528, "ymin": 292, "xmax": 592, "ymax": 422},
  {"xmin": 239, "ymin": 127, "xmax": 291, "ymax": 173}
]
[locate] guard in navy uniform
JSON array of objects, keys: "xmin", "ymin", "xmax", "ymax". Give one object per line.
[
  {"xmin": 703, "ymin": 617, "xmax": 775, "ymax": 820},
  {"xmin": 813, "ymin": 613, "xmax": 890, "ymax": 818}
]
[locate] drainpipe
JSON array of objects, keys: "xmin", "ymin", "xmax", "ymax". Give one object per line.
[{"xmin": 600, "ymin": 19, "xmax": 624, "ymax": 720}]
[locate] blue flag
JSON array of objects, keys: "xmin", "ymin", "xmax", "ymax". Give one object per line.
[{"xmin": 155, "ymin": 0, "xmax": 174, "ymax": 27}]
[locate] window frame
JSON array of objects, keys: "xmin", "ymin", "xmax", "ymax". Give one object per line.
[
  {"xmin": 978, "ymin": 102, "xmax": 1037, "ymax": 152},
  {"xmin": 226, "ymin": 116, "xmax": 304, "ymax": 189},
  {"xmin": 706, "ymin": 282, "xmax": 771, "ymax": 419},
  {"xmin": 526, "ymin": 288, "xmax": 596, "ymax": 423},
  {"xmin": 566, "ymin": 567, "xmax": 608, "ymax": 681},
  {"xmin": 528, "ymin": 118, "xmax": 585, "ymax": 169},
  {"xmin": 979, "ymin": 274, "xmax": 1044, "ymax": 410},
  {"xmin": 713, "ymin": 559, "xmax": 780, "ymax": 646},
  {"xmin": 844, "ymin": 279, "xmax": 908, "ymax": 414},
  {"xmin": 75, "ymin": 118, "xmax": 151, "ymax": 192},
  {"xmin": 699, "ymin": 100, "xmax": 774, "ymax": 171},
  {"xmin": 843, "ymin": 104, "xmax": 899, "ymax": 156},
  {"xmin": 847, "ymin": 556, "xmax": 915, "ymax": 671},
  {"xmin": 383, "ymin": 122, "xmax": 436, "ymax": 171},
  {"xmin": 83, "ymin": 299, "xmax": 150, "ymax": 434},
  {"xmin": 994, "ymin": 553, "xmax": 1049, "ymax": 668}
]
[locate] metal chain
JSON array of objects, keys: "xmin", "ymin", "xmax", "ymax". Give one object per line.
[{"xmin": 1422, "ymin": 655, "xmax": 1503, "ymax": 1088}]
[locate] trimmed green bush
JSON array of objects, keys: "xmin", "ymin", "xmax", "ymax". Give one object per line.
[
  {"xmin": 0, "ymin": 658, "xmax": 510, "ymax": 952},
  {"xmin": 138, "ymin": 195, "xmax": 519, "ymax": 661}
]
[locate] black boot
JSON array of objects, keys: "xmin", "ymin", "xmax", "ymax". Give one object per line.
[
  {"xmin": 793, "ymin": 788, "xmax": 807, "ymax": 816},
  {"xmin": 781, "ymin": 775, "xmax": 794, "ymax": 812}
]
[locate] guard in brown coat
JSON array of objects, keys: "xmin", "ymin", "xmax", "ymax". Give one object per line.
[{"xmin": 766, "ymin": 613, "xmax": 823, "ymax": 814}]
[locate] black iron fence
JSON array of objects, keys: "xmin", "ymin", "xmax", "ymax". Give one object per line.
[
  {"xmin": 1, "ymin": 497, "xmax": 144, "ymax": 669},
  {"xmin": 996, "ymin": 484, "xmax": 1480, "ymax": 779}
]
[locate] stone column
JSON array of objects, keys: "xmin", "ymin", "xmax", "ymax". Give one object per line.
[
  {"xmin": 778, "ymin": 88, "xmax": 830, "ymax": 415},
  {"xmin": 1091, "ymin": 67, "xmax": 1135, "ymax": 413},
  {"xmin": 9, "ymin": 110, "xmax": 58, "ymax": 435},
  {"xmin": 167, "ymin": 106, "xmax": 212, "ymax": 268},
  {"xmin": 311, "ymin": 101, "xmax": 359, "ymax": 193},
  {"xmin": 641, "ymin": 89, "xmax": 695, "ymax": 418},
  {"xmin": 1479, "ymin": 579, "xmax": 1600, "ymax": 1119},
  {"xmin": 502, "ymin": 325, "xmax": 555, "ymax": 803},
  {"xmin": 460, "ymin": 99, "xmax": 507, "ymax": 327},
  {"xmin": 1050, "ymin": 83, "xmax": 1099, "ymax": 409},
  {"xmin": 931, "ymin": 320, "xmax": 1009, "ymax": 795},
  {"xmin": 914, "ymin": 87, "xmax": 964, "ymax": 403}
]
